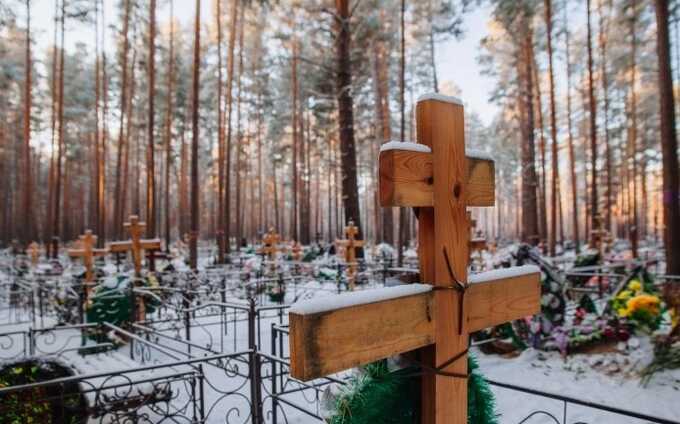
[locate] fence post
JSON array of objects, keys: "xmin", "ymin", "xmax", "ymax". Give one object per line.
[
  {"xmin": 198, "ymin": 364, "xmax": 206, "ymax": 423},
  {"xmin": 248, "ymin": 297, "xmax": 263, "ymax": 423},
  {"xmin": 271, "ymin": 322, "xmax": 278, "ymax": 424}
]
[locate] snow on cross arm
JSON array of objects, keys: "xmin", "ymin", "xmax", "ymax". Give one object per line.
[
  {"xmin": 379, "ymin": 140, "xmax": 432, "ymax": 154},
  {"xmin": 289, "ymin": 283, "xmax": 433, "ymax": 315},
  {"xmin": 468, "ymin": 265, "xmax": 540, "ymax": 284}
]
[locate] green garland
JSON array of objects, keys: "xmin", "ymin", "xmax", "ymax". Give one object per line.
[{"xmin": 328, "ymin": 354, "xmax": 497, "ymax": 424}]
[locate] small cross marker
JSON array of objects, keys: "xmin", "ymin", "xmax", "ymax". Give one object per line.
[
  {"xmin": 27, "ymin": 242, "xmax": 40, "ymax": 267},
  {"xmin": 108, "ymin": 215, "xmax": 162, "ymax": 277},
  {"xmin": 68, "ymin": 230, "xmax": 109, "ymax": 298},
  {"xmin": 335, "ymin": 220, "xmax": 364, "ymax": 289}
]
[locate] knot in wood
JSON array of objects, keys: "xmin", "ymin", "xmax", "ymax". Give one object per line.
[{"xmin": 452, "ymin": 182, "xmax": 462, "ymax": 198}]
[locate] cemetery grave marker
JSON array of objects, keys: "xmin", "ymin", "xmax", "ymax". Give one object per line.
[
  {"xmin": 68, "ymin": 230, "xmax": 109, "ymax": 298},
  {"xmin": 108, "ymin": 215, "xmax": 162, "ymax": 277},
  {"xmin": 259, "ymin": 228, "xmax": 282, "ymax": 261},
  {"xmin": 334, "ymin": 219, "xmax": 364, "ymax": 289},
  {"xmin": 27, "ymin": 241, "xmax": 40, "ymax": 267},
  {"xmin": 289, "ymin": 95, "xmax": 541, "ymax": 424},
  {"xmin": 290, "ymin": 241, "xmax": 303, "ymax": 262}
]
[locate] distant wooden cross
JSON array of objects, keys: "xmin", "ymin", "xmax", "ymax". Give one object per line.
[
  {"xmin": 335, "ymin": 220, "xmax": 364, "ymax": 288},
  {"xmin": 68, "ymin": 230, "xmax": 109, "ymax": 297},
  {"xmin": 468, "ymin": 214, "xmax": 487, "ymax": 253},
  {"xmin": 259, "ymin": 228, "xmax": 282, "ymax": 261},
  {"xmin": 27, "ymin": 242, "xmax": 40, "ymax": 267},
  {"xmin": 290, "ymin": 241, "xmax": 303, "ymax": 262},
  {"xmin": 289, "ymin": 95, "xmax": 541, "ymax": 424},
  {"xmin": 108, "ymin": 215, "xmax": 162, "ymax": 277},
  {"xmin": 591, "ymin": 212, "xmax": 614, "ymax": 258}
]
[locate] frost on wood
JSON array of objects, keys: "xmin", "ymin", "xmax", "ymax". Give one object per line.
[
  {"xmin": 468, "ymin": 265, "xmax": 540, "ymax": 284},
  {"xmin": 289, "ymin": 284, "xmax": 433, "ymax": 315},
  {"xmin": 417, "ymin": 92, "xmax": 463, "ymax": 105},
  {"xmin": 379, "ymin": 140, "xmax": 431, "ymax": 154}
]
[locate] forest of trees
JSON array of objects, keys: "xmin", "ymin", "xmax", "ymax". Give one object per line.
[{"xmin": 0, "ymin": 0, "xmax": 678, "ymax": 273}]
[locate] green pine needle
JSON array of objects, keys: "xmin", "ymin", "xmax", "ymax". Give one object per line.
[{"xmin": 328, "ymin": 355, "xmax": 498, "ymax": 424}]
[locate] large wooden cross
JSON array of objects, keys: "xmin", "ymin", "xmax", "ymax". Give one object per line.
[
  {"xmin": 68, "ymin": 230, "xmax": 109, "ymax": 297},
  {"xmin": 108, "ymin": 215, "xmax": 162, "ymax": 277},
  {"xmin": 289, "ymin": 95, "xmax": 541, "ymax": 424},
  {"xmin": 335, "ymin": 220, "xmax": 364, "ymax": 288}
]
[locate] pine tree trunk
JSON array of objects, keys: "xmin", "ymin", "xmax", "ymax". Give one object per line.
[
  {"xmin": 654, "ymin": 0, "xmax": 680, "ymax": 275},
  {"xmin": 531, "ymin": 50, "xmax": 548, "ymax": 247},
  {"xmin": 519, "ymin": 22, "xmax": 540, "ymax": 244},
  {"xmin": 46, "ymin": 0, "xmax": 59, "ymax": 244},
  {"xmin": 94, "ymin": 0, "xmax": 102, "ymax": 244},
  {"xmin": 224, "ymin": 0, "xmax": 239, "ymax": 254},
  {"xmin": 146, "ymin": 0, "xmax": 157, "ymax": 238},
  {"xmin": 235, "ymin": 4, "xmax": 245, "ymax": 247},
  {"xmin": 101, "ymin": 42, "xmax": 109, "ymax": 243},
  {"xmin": 114, "ymin": 0, "xmax": 131, "ymax": 238},
  {"xmin": 164, "ymin": 0, "xmax": 175, "ymax": 250},
  {"xmin": 586, "ymin": 0, "xmax": 599, "ymax": 246},
  {"xmin": 216, "ymin": 0, "xmax": 225, "ymax": 260},
  {"xmin": 54, "ymin": 0, "xmax": 66, "ymax": 240},
  {"xmin": 544, "ymin": 0, "xmax": 559, "ymax": 256},
  {"xmin": 334, "ymin": 0, "xmax": 363, "ymax": 249},
  {"xmin": 291, "ymin": 40, "xmax": 299, "ymax": 242},
  {"xmin": 598, "ymin": 0, "xmax": 613, "ymax": 233},
  {"xmin": 397, "ymin": 0, "xmax": 407, "ymax": 265},
  {"xmin": 190, "ymin": 0, "xmax": 201, "ymax": 269},
  {"xmin": 373, "ymin": 37, "xmax": 393, "ymax": 245},
  {"xmin": 629, "ymin": 1, "xmax": 639, "ymax": 258},
  {"xmin": 22, "ymin": 0, "xmax": 33, "ymax": 244}
]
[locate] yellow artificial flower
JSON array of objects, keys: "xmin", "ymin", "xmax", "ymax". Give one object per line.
[
  {"xmin": 617, "ymin": 290, "xmax": 633, "ymax": 300},
  {"xmin": 627, "ymin": 280, "xmax": 642, "ymax": 292},
  {"xmin": 617, "ymin": 307, "xmax": 630, "ymax": 317},
  {"xmin": 626, "ymin": 294, "xmax": 661, "ymax": 316}
]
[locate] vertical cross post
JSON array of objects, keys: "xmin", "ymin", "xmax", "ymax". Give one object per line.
[{"xmin": 416, "ymin": 95, "xmax": 469, "ymax": 424}]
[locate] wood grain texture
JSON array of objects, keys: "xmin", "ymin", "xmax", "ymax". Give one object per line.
[
  {"xmin": 289, "ymin": 292, "xmax": 435, "ymax": 381},
  {"xmin": 378, "ymin": 150, "xmax": 495, "ymax": 208},
  {"xmin": 466, "ymin": 272, "xmax": 541, "ymax": 332},
  {"xmin": 424, "ymin": 98, "xmax": 470, "ymax": 424}
]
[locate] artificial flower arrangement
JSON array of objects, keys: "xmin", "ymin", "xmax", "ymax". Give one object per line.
[{"xmin": 611, "ymin": 278, "xmax": 664, "ymax": 333}]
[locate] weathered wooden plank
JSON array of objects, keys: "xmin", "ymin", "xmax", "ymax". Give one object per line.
[
  {"xmin": 466, "ymin": 271, "xmax": 541, "ymax": 333},
  {"xmin": 419, "ymin": 95, "xmax": 469, "ymax": 424},
  {"xmin": 378, "ymin": 149, "xmax": 495, "ymax": 208},
  {"xmin": 289, "ymin": 290, "xmax": 435, "ymax": 381}
]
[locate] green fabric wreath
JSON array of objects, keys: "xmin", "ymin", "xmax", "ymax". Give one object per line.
[{"xmin": 328, "ymin": 354, "xmax": 497, "ymax": 424}]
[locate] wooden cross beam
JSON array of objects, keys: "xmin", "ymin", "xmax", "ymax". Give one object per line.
[
  {"xmin": 289, "ymin": 94, "xmax": 541, "ymax": 424},
  {"xmin": 108, "ymin": 215, "xmax": 162, "ymax": 277},
  {"xmin": 68, "ymin": 230, "xmax": 109, "ymax": 298},
  {"xmin": 335, "ymin": 220, "xmax": 364, "ymax": 289}
]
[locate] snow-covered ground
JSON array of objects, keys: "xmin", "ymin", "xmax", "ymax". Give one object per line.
[
  {"xmin": 478, "ymin": 339, "xmax": 680, "ymax": 423},
  {"xmin": 1, "ymin": 246, "xmax": 678, "ymax": 423}
]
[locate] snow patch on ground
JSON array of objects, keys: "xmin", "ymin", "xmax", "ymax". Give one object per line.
[{"xmin": 476, "ymin": 340, "xmax": 680, "ymax": 423}]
